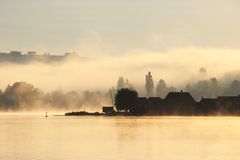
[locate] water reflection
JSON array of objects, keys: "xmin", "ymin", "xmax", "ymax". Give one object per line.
[{"xmin": 0, "ymin": 116, "xmax": 240, "ymax": 160}]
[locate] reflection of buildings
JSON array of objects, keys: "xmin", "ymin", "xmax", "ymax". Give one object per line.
[
  {"xmin": 133, "ymin": 91, "xmax": 240, "ymax": 116},
  {"xmin": 0, "ymin": 51, "xmax": 90, "ymax": 63}
]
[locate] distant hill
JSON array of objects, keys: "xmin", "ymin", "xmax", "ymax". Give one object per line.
[{"xmin": 0, "ymin": 51, "xmax": 91, "ymax": 64}]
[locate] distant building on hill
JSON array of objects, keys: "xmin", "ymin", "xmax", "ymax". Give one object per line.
[
  {"xmin": 0, "ymin": 51, "xmax": 91, "ymax": 63},
  {"xmin": 10, "ymin": 51, "xmax": 22, "ymax": 56},
  {"xmin": 27, "ymin": 51, "xmax": 37, "ymax": 56},
  {"xmin": 64, "ymin": 52, "xmax": 77, "ymax": 57}
]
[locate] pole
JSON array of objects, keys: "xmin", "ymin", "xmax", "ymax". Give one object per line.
[{"xmin": 109, "ymin": 89, "xmax": 114, "ymax": 105}]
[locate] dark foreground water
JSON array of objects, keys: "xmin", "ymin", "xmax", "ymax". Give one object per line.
[{"xmin": 0, "ymin": 115, "xmax": 240, "ymax": 160}]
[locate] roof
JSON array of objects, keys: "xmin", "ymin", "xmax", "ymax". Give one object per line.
[
  {"xmin": 148, "ymin": 97, "xmax": 162, "ymax": 100},
  {"xmin": 199, "ymin": 98, "xmax": 218, "ymax": 105},
  {"xmin": 165, "ymin": 92, "xmax": 196, "ymax": 103},
  {"xmin": 217, "ymin": 96, "xmax": 240, "ymax": 100},
  {"xmin": 217, "ymin": 96, "xmax": 240, "ymax": 104},
  {"xmin": 102, "ymin": 106, "xmax": 114, "ymax": 109}
]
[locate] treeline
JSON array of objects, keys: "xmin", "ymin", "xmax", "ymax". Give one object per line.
[
  {"xmin": 116, "ymin": 69, "xmax": 240, "ymax": 100},
  {"xmin": 2, "ymin": 69, "xmax": 240, "ymax": 111},
  {"xmin": 185, "ymin": 79, "xmax": 240, "ymax": 100},
  {"xmin": 0, "ymin": 82, "xmax": 110, "ymax": 111}
]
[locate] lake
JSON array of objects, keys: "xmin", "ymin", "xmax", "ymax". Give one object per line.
[{"xmin": 0, "ymin": 115, "xmax": 240, "ymax": 160}]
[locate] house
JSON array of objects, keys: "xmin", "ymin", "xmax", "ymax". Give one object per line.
[
  {"xmin": 216, "ymin": 96, "xmax": 240, "ymax": 114},
  {"xmin": 27, "ymin": 51, "xmax": 37, "ymax": 56},
  {"xmin": 102, "ymin": 106, "xmax": 115, "ymax": 115},
  {"xmin": 10, "ymin": 51, "xmax": 22, "ymax": 56},
  {"xmin": 198, "ymin": 97, "xmax": 218, "ymax": 115},
  {"xmin": 132, "ymin": 91, "xmax": 198, "ymax": 115},
  {"xmin": 162, "ymin": 91, "xmax": 196, "ymax": 115},
  {"xmin": 132, "ymin": 97, "xmax": 148, "ymax": 115},
  {"xmin": 128, "ymin": 91, "xmax": 240, "ymax": 116}
]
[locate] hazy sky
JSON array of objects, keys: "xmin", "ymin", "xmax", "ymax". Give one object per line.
[{"xmin": 0, "ymin": 0, "xmax": 240, "ymax": 55}]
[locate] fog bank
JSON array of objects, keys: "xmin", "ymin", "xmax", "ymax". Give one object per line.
[
  {"xmin": 1, "ymin": 47, "xmax": 240, "ymax": 111},
  {"xmin": 1, "ymin": 47, "xmax": 240, "ymax": 92}
]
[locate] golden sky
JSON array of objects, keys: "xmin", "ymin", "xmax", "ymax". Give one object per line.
[
  {"xmin": 0, "ymin": 0, "xmax": 239, "ymax": 54},
  {"xmin": 0, "ymin": 0, "xmax": 240, "ymax": 91}
]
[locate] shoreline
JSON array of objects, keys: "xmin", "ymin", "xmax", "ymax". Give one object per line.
[{"xmin": 64, "ymin": 111, "xmax": 240, "ymax": 117}]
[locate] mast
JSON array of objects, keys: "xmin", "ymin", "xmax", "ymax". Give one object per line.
[{"xmin": 109, "ymin": 89, "xmax": 114, "ymax": 106}]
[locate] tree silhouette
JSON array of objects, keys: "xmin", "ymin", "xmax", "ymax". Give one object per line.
[
  {"xmin": 199, "ymin": 67, "xmax": 207, "ymax": 75},
  {"xmin": 117, "ymin": 76, "xmax": 134, "ymax": 89},
  {"xmin": 114, "ymin": 88, "xmax": 138, "ymax": 113},
  {"xmin": 209, "ymin": 77, "xmax": 220, "ymax": 97},
  {"xmin": 145, "ymin": 72, "xmax": 154, "ymax": 97},
  {"xmin": 124, "ymin": 78, "xmax": 134, "ymax": 89},
  {"xmin": 117, "ymin": 77, "xmax": 125, "ymax": 89},
  {"xmin": 3, "ymin": 82, "xmax": 43, "ymax": 109},
  {"xmin": 226, "ymin": 80, "xmax": 240, "ymax": 95},
  {"xmin": 156, "ymin": 79, "xmax": 168, "ymax": 98}
]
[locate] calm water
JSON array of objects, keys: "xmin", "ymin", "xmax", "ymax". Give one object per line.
[{"xmin": 0, "ymin": 115, "xmax": 240, "ymax": 160}]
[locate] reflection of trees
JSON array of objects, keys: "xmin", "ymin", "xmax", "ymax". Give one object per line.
[
  {"xmin": 113, "ymin": 117, "xmax": 156, "ymax": 158},
  {"xmin": 113, "ymin": 118, "xmax": 140, "ymax": 142}
]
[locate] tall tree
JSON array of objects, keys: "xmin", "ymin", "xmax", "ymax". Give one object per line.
[
  {"xmin": 226, "ymin": 80, "xmax": 240, "ymax": 95},
  {"xmin": 209, "ymin": 77, "xmax": 220, "ymax": 97},
  {"xmin": 125, "ymin": 78, "xmax": 134, "ymax": 89},
  {"xmin": 156, "ymin": 79, "xmax": 168, "ymax": 98},
  {"xmin": 117, "ymin": 77, "xmax": 125, "ymax": 89},
  {"xmin": 145, "ymin": 72, "xmax": 154, "ymax": 97},
  {"xmin": 199, "ymin": 67, "xmax": 207, "ymax": 75},
  {"xmin": 117, "ymin": 76, "xmax": 134, "ymax": 89}
]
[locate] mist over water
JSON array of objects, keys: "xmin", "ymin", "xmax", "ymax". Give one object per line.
[{"xmin": 0, "ymin": 116, "xmax": 240, "ymax": 160}]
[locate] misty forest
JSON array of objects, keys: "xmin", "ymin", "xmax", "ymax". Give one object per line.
[{"xmin": 1, "ymin": 68, "xmax": 240, "ymax": 111}]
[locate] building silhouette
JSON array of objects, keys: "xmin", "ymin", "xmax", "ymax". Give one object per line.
[
  {"xmin": 131, "ymin": 91, "xmax": 240, "ymax": 116},
  {"xmin": 0, "ymin": 51, "xmax": 90, "ymax": 63}
]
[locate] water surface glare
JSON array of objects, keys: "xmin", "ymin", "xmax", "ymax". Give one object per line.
[{"xmin": 0, "ymin": 115, "xmax": 240, "ymax": 160}]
